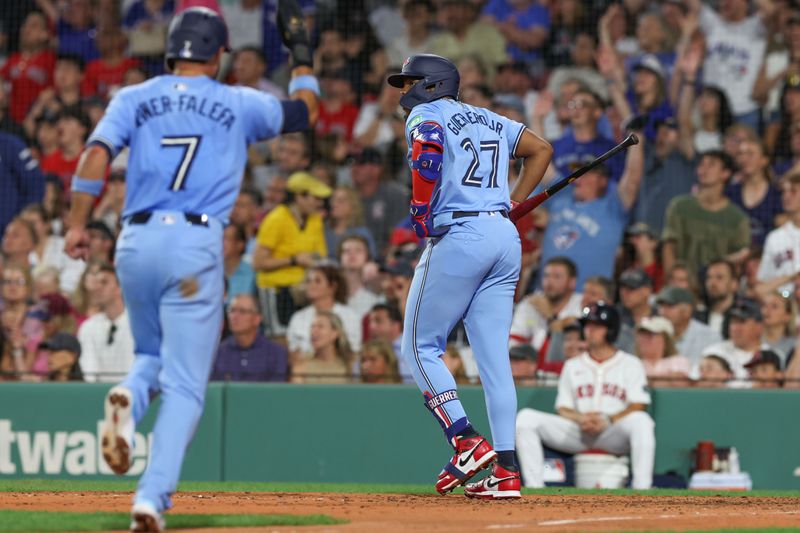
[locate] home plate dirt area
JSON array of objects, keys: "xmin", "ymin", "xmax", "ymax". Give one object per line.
[{"xmin": 2, "ymin": 491, "xmax": 800, "ymax": 532}]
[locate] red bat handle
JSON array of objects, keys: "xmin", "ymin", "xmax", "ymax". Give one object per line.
[{"xmin": 509, "ymin": 191, "xmax": 547, "ymax": 223}]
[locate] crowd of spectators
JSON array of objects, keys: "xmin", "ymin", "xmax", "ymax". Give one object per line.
[{"xmin": 1, "ymin": 0, "xmax": 800, "ymax": 389}]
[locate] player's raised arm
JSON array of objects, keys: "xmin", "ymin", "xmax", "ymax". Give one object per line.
[
  {"xmin": 278, "ymin": 0, "xmax": 320, "ymax": 129},
  {"xmin": 509, "ymin": 129, "xmax": 553, "ymax": 208}
]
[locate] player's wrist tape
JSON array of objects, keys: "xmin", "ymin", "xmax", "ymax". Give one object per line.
[
  {"xmin": 288, "ymin": 75, "xmax": 320, "ymax": 96},
  {"xmin": 71, "ymin": 176, "xmax": 104, "ymax": 197}
]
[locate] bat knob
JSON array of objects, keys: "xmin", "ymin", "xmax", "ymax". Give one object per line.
[{"xmin": 627, "ymin": 133, "xmax": 640, "ymax": 146}]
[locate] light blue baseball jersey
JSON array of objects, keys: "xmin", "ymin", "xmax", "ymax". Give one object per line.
[
  {"xmin": 405, "ymin": 99, "xmax": 525, "ymax": 216},
  {"xmin": 90, "ymin": 75, "xmax": 284, "ymax": 222}
]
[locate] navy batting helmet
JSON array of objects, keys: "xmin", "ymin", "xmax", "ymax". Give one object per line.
[
  {"xmin": 387, "ymin": 54, "xmax": 460, "ymax": 110},
  {"xmin": 165, "ymin": 7, "xmax": 229, "ymax": 72},
  {"xmin": 580, "ymin": 301, "xmax": 621, "ymax": 344}
]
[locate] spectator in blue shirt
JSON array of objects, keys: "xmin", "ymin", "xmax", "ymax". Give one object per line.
[
  {"xmin": 482, "ymin": 0, "xmax": 550, "ymax": 65},
  {"xmin": 55, "ymin": 0, "xmax": 99, "ymax": 62},
  {"xmin": 540, "ymin": 131, "xmax": 645, "ymax": 289},
  {"xmin": 212, "ymin": 294, "xmax": 288, "ymax": 382},
  {"xmin": 551, "ymin": 88, "xmax": 624, "ymax": 183},
  {"xmin": 0, "ymin": 131, "xmax": 45, "ymax": 237}
]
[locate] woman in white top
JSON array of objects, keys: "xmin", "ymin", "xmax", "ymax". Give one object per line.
[
  {"xmin": 286, "ymin": 265, "xmax": 362, "ymax": 362},
  {"xmin": 635, "ymin": 316, "xmax": 691, "ymax": 387}
]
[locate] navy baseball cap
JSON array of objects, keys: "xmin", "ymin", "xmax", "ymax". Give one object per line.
[
  {"xmin": 619, "ymin": 268, "xmax": 653, "ymax": 289},
  {"xmin": 744, "ymin": 349, "xmax": 781, "ymax": 370},
  {"xmin": 728, "ymin": 299, "xmax": 763, "ymax": 321},
  {"xmin": 509, "ymin": 344, "xmax": 537, "ymax": 361},
  {"xmin": 39, "ymin": 332, "xmax": 81, "ymax": 356}
]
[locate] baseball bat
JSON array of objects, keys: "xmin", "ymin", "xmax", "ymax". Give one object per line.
[{"xmin": 509, "ymin": 133, "xmax": 639, "ymax": 223}]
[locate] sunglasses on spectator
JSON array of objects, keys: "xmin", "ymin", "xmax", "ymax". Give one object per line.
[
  {"xmin": 2, "ymin": 278, "xmax": 27, "ymax": 286},
  {"xmin": 568, "ymin": 99, "xmax": 594, "ymax": 110}
]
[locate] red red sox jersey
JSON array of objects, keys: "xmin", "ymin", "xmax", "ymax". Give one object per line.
[
  {"xmin": 757, "ymin": 221, "xmax": 800, "ymax": 293},
  {"xmin": 556, "ymin": 351, "xmax": 651, "ymax": 415}
]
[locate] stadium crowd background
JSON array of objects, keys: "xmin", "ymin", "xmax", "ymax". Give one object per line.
[{"xmin": 0, "ymin": 0, "xmax": 799, "ymax": 389}]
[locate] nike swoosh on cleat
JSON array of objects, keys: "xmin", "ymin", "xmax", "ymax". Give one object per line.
[
  {"xmin": 486, "ymin": 476, "xmax": 518, "ymax": 489},
  {"xmin": 457, "ymin": 440, "xmax": 483, "ymax": 468}
]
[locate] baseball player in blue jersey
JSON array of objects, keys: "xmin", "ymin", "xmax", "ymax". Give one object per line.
[
  {"xmin": 387, "ymin": 54, "xmax": 552, "ymax": 499},
  {"xmin": 64, "ymin": 5, "xmax": 318, "ymax": 531}
]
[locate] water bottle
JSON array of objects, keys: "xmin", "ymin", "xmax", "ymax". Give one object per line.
[{"xmin": 729, "ymin": 447, "xmax": 740, "ymax": 474}]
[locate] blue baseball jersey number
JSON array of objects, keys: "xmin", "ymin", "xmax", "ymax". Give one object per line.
[{"xmin": 406, "ymin": 99, "xmax": 524, "ymax": 215}]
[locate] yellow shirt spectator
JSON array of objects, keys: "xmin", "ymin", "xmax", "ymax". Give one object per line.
[
  {"xmin": 253, "ymin": 172, "xmax": 331, "ymax": 289},
  {"xmin": 255, "ymin": 205, "xmax": 327, "ymax": 288}
]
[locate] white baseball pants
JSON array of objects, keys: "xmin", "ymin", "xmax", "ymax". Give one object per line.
[{"xmin": 515, "ymin": 408, "xmax": 655, "ymax": 489}]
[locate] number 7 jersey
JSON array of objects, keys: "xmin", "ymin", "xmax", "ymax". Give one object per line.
[
  {"xmin": 89, "ymin": 75, "xmax": 285, "ymax": 222},
  {"xmin": 405, "ymin": 99, "xmax": 525, "ymax": 216}
]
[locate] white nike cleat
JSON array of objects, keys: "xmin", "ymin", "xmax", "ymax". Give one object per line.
[
  {"xmin": 101, "ymin": 386, "xmax": 134, "ymax": 475},
  {"xmin": 130, "ymin": 501, "xmax": 165, "ymax": 532},
  {"xmin": 464, "ymin": 462, "xmax": 522, "ymax": 499}
]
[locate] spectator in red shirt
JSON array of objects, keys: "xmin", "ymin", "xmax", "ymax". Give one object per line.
[
  {"xmin": 82, "ymin": 24, "xmax": 140, "ymax": 101},
  {"xmin": 0, "ymin": 11, "xmax": 55, "ymax": 123},
  {"xmin": 316, "ymin": 69, "xmax": 359, "ymax": 142},
  {"xmin": 40, "ymin": 108, "xmax": 90, "ymax": 191},
  {"xmin": 23, "ymin": 53, "xmax": 84, "ymax": 139}
]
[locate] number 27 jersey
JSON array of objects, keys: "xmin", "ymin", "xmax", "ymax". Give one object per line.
[
  {"xmin": 405, "ymin": 99, "xmax": 525, "ymax": 216},
  {"xmin": 89, "ymin": 75, "xmax": 285, "ymax": 222}
]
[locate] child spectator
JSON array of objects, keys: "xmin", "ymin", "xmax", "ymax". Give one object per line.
[
  {"xmin": 694, "ymin": 354, "xmax": 734, "ymax": 388},
  {"xmin": 744, "ymin": 349, "xmax": 783, "ymax": 388},
  {"xmin": 43, "ymin": 332, "xmax": 82, "ymax": 381}
]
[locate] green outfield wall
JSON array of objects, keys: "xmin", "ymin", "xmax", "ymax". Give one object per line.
[{"xmin": 0, "ymin": 383, "xmax": 798, "ymax": 489}]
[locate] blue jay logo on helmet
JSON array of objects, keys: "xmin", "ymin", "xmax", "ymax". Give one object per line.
[{"xmin": 387, "ymin": 54, "xmax": 461, "ymax": 110}]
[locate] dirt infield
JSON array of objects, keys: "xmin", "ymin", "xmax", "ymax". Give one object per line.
[{"xmin": 1, "ymin": 491, "xmax": 799, "ymax": 532}]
